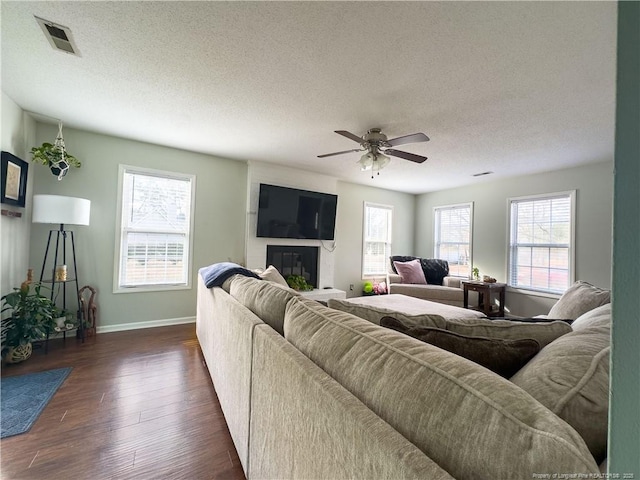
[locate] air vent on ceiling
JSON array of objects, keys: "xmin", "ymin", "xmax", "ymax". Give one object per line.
[
  {"xmin": 472, "ymin": 171, "xmax": 494, "ymax": 177},
  {"xmin": 35, "ymin": 16, "xmax": 80, "ymax": 56}
]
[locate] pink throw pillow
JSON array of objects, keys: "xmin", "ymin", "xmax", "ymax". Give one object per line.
[{"xmin": 393, "ymin": 259, "xmax": 427, "ymax": 284}]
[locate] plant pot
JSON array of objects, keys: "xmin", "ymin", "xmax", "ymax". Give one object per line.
[
  {"xmin": 50, "ymin": 161, "xmax": 69, "ymax": 179},
  {"xmin": 5, "ymin": 342, "xmax": 33, "ymax": 364},
  {"xmin": 55, "ymin": 316, "xmax": 66, "ymax": 329}
]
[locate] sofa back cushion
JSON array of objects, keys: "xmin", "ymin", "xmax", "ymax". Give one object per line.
[
  {"xmin": 380, "ymin": 316, "xmax": 540, "ymax": 378},
  {"xmin": 285, "ymin": 296, "xmax": 598, "ymax": 479},
  {"xmin": 256, "ymin": 264, "xmax": 290, "ymax": 288},
  {"xmin": 445, "ymin": 317, "xmax": 572, "ymax": 348},
  {"xmin": 547, "ymin": 281, "xmax": 611, "ymax": 320},
  {"xmin": 511, "ymin": 303, "xmax": 611, "ymax": 463},
  {"xmin": 229, "ymin": 276, "xmax": 299, "ymax": 335},
  {"xmin": 390, "ymin": 256, "xmax": 449, "ymax": 285}
]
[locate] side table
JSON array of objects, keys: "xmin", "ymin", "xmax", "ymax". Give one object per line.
[{"xmin": 462, "ymin": 281, "xmax": 506, "ymax": 318}]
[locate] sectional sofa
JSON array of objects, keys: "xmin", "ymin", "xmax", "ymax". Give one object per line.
[{"xmin": 196, "ymin": 270, "xmax": 610, "ymax": 479}]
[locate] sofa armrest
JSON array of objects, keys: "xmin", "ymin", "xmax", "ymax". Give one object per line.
[
  {"xmin": 443, "ymin": 276, "xmax": 465, "ymax": 289},
  {"xmin": 387, "ymin": 273, "xmax": 402, "ymax": 284}
]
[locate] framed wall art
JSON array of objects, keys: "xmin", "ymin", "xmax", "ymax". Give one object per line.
[{"xmin": 1, "ymin": 151, "xmax": 29, "ymax": 208}]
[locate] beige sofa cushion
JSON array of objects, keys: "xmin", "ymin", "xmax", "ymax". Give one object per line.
[
  {"xmin": 229, "ymin": 276, "xmax": 298, "ymax": 335},
  {"xmin": 328, "ymin": 294, "xmax": 484, "ymax": 325},
  {"xmin": 511, "ymin": 303, "xmax": 611, "ymax": 463},
  {"xmin": 250, "ymin": 325, "xmax": 454, "ymax": 479},
  {"xmin": 380, "ymin": 316, "xmax": 540, "ymax": 378},
  {"xmin": 285, "ymin": 297, "xmax": 599, "ymax": 479},
  {"xmin": 390, "ymin": 284, "xmax": 464, "ymax": 304},
  {"xmin": 329, "ymin": 295, "xmax": 571, "ymax": 347},
  {"xmin": 548, "ymin": 281, "xmax": 611, "ymax": 320},
  {"xmin": 256, "ymin": 264, "xmax": 290, "ymax": 288}
]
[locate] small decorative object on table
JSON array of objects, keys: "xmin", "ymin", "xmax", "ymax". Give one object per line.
[
  {"xmin": 483, "ymin": 275, "xmax": 497, "ymax": 283},
  {"xmin": 472, "ymin": 267, "xmax": 480, "ymax": 281}
]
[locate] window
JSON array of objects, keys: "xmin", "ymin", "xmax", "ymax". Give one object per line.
[
  {"xmin": 508, "ymin": 191, "xmax": 575, "ymax": 294},
  {"xmin": 434, "ymin": 203, "xmax": 473, "ymax": 277},
  {"xmin": 362, "ymin": 202, "xmax": 393, "ymax": 277},
  {"xmin": 114, "ymin": 165, "xmax": 195, "ymax": 292}
]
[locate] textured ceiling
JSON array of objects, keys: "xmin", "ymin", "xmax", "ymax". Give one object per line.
[{"xmin": 1, "ymin": 1, "xmax": 617, "ymax": 194}]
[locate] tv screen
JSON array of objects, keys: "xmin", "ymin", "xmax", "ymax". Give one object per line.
[{"xmin": 256, "ymin": 184, "xmax": 338, "ymax": 240}]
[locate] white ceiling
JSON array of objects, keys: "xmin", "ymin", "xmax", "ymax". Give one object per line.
[{"xmin": 1, "ymin": 1, "xmax": 617, "ymax": 194}]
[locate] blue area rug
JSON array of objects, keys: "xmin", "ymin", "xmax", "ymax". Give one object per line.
[{"xmin": 1, "ymin": 367, "xmax": 72, "ymax": 439}]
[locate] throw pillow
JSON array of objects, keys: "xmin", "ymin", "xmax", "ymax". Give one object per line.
[
  {"xmin": 444, "ymin": 317, "xmax": 571, "ymax": 348},
  {"xmin": 418, "ymin": 258, "xmax": 449, "ymax": 285},
  {"xmin": 258, "ymin": 264, "xmax": 290, "ymax": 288},
  {"xmin": 547, "ymin": 281, "xmax": 611, "ymax": 320},
  {"xmin": 393, "ymin": 259, "xmax": 427, "ymax": 285},
  {"xmin": 511, "ymin": 303, "xmax": 611, "ymax": 463},
  {"xmin": 380, "ymin": 316, "xmax": 540, "ymax": 378}
]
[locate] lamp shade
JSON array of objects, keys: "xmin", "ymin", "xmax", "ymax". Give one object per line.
[{"xmin": 32, "ymin": 195, "xmax": 91, "ymax": 226}]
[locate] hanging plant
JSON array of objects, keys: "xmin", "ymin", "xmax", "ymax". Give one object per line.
[{"xmin": 30, "ymin": 122, "xmax": 81, "ymax": 180}]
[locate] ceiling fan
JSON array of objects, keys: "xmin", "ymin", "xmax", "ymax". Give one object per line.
[{"xmin": 318, "ymin": 128, "xmax": 430, "ymax": 177}]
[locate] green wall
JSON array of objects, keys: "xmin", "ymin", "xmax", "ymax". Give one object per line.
[
  {"xmin": 414, "ymin": 161, "xmax": 613, "ymax": 317},
  {"xmin": 334, "ymin": 181, "xmax": 415, "ymax": 297},
  {"xmin": 29, "ymin": 124, "xmax": 248, "ymax": 330},
  {"xmin": 609, "ymin": 1, "xmax": 640, "ymax": 474}
]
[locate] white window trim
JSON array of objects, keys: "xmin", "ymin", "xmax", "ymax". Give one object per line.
[
  {"xmin": 113, "ymin": 164, "xmax": 196, "ymax": 294},
  {"xmin": 506, "ymin": 190, "xmax": 576, "ymax": 295},
  {"xmin": 362, "ymin": 201, "xmax": 393, "ymax": 278},
  {"xmin": 433, "ymin": 202, "xmax": 474, "ymax": 278}
]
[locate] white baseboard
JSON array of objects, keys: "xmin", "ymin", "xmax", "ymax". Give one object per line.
[{"xmin": 96, "ymin": 316, "xmax": 195, "ymax": 334}]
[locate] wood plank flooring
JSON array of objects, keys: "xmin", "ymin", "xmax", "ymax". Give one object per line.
[{"xmin": 1, "ymin": 324, "xmax": 246, "ymax": 480}]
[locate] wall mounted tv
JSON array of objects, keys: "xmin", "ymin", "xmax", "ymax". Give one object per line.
[{"xmin": 256, "ymin": 183, "xmax": 338, "ymax": 240}]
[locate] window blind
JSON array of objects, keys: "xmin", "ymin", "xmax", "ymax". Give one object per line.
[
  {"xmin": 363, "ymin": 203, "xmax": 393, "ymax": 276},
  {"xmin": 434, "ymin": 204, "xmax": 472, "ymax": 277},
  {"xmin": 117, "ymin": 168, "xmax": 194, "ymax": 288},
  {"xmin": 508, "ymin": 193, "xmax": 573, "ymax": 294}
]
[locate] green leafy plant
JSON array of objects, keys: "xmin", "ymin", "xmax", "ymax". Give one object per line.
[
  {"xmin": 286, "ymin": 275, "xmax": 314, "ymax": 291},
  {"xmin": 30, "ymin": 142, "xmax": 81, "ymax": 168},
  {"xmin": 472, "ymin": 267, "xmax": 480, "ymax": 281},
  {"xmin": 1, "ymin": 282, "xmax": 57, "ymax": 348}
]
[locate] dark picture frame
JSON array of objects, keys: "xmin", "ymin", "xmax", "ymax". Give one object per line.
[{"xmin": 1, "ymin": 151, "xmax": 29, "ymax": 208}]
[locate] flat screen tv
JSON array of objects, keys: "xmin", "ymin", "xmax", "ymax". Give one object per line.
[{"xmin": 256, "ymin": 183, "xmax": 338, "ymax": 240}]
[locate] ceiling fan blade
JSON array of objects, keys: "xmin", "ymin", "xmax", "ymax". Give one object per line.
[
  {"xmin": 317, "ymin": 148, "xmax": 362, "ymax": 158},
  {"xmin": 385, "ymin": 149, "xmax": 428, "ymax": 163},
  {"xmin": 386, "ymin": 132, "xmax": 430, "ymax": 147},
  {"xmin": 335, "ymin": 130, "xmax": 364, "ymax": 143}
]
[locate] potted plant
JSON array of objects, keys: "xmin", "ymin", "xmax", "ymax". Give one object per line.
[
  {"xmin": 30, "ymin": 142, "xmax": 81, "ymax": 179},
  {"xmin": 472, "ymin": 267, "xmax": 480, "ymax": 281},
  {"xmin": 286, "ymin": 275, "xmax": 314, "ymax": 291},
  {"xmin": 1, "ymin": 282, "xmax": 57, "ymax": 363}
]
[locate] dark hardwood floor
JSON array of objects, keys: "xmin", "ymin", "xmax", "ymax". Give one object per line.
[{"xmin": 1, "ymin": 324, "xmax": 246, "ymax": 480}]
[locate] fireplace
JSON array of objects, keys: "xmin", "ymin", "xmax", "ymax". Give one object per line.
[{"xmin": 266, "ymin": 246, "xmax": 318, "ymax": 288}]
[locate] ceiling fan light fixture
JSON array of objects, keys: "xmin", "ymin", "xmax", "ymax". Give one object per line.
[
  {"xmin": 359, "ymin": 151, "xmax": 390, "ymax": 177},
  {"xmin": 375, "ymin": 152, "xmax": 390, "ymax": 169},
  {"xmin": 358, "ymin": 152, "xmax": 374, "ymax": 171}
]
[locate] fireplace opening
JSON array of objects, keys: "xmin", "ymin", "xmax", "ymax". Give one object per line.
[{"xmin": 266, "ymin": 245, "xmax": 318, "ymax": 288}]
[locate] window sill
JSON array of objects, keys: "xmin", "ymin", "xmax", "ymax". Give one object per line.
[
  {"xmin": 506, "ymin": 286, "xmax": 561, "ymax": 300},
  {"xmin": 113, "ymin": 284, "xmax": 191, "ymax": 294}
]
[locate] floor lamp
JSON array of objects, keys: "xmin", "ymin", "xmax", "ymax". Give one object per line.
[{"xmin": 32, "ymin": 194, "xmax": 91, "ymax": 346}]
